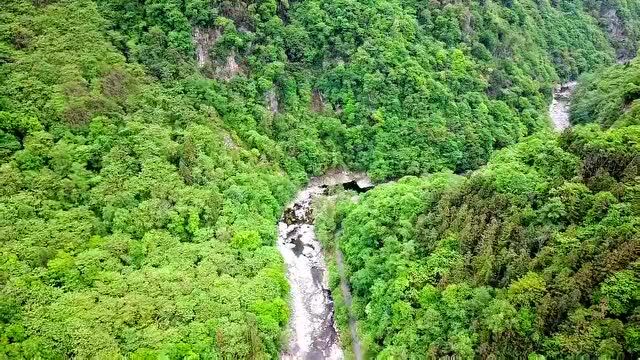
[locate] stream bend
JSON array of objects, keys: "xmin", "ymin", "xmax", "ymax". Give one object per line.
[{"xmin": 278, "ymin": 81, "xmax": 574, "ymax": 358}]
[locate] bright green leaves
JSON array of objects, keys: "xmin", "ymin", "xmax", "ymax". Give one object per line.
[
  {"xmin": 0, "ymin": 1, "xmax": 297, "ymax": 357},
  {"xmin": 0, "ymin": 111, "xmax": 41, "ymax": 138},
  {"xmin": 2, "ymin": 0, "xmax": 640, "ymax": 357},
  {"xmin": 508, "ymin": 272, "xmax": 547, "ymax": 307},
  {"xmin": 328, "ymin": 100, "xmax": 640, "ymax": 357},
  {"xmin": 46, "ymin": 251, "xmax": 81, "ymax": 289},
  {"xmin": 231, "ymin": 230, "xmax": 262, "ymax": 251},
  {"xmin": 13, "ymin": 131, "xmax": 53, "ymax": 171},
  {"xmin": 598, "ymin": 266, "xmax": 640, "ymax": 316},
  {"xmin": 422, "ymin": 235, "xmax": 463, "ymax": 283},
  {"xmin": 571, "ymin": 59, "xmax": 640, "ymax": 128}
]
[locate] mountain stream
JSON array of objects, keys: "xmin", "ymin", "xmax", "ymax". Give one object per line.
[
  {"xmin": 278, "ymin": 171, "xmax": 371, "ymax": 360},
  {"xmin": 277, "ymin": 83, "xmax": 577, "ymax": 359}
]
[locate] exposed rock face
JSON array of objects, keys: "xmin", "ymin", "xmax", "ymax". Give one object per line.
[
  {"xmin": 265, "ymin": 88, "xmax": 279, "ymax": 114},
  {"xmin": 307, "ymin": 169, "xmax": 371, "ymax": 188},
  {"xmin": 222, "ymin": 133, "xmax": 238, "ymax": 150},
  {"xmin": 215, "ymin": 50, "xmax": 243, "ymax": 80},
  {"xmin": 549, "ymin": 81, "xmax": 577, "ymax": 132},
  {"xmin": 600, "ymin": 8, "xmax": 632, "ymax": 61},
  {"xmin": 603, "ymin": 9, "xmax": 624, "ymax": 38},
  {"xmin": 311, "ymin": 89, "xmax": 326, "ymax": 112},
  {"xmin": 193, "ymin": 26, "xmax": 220, "ymax": 68},
  {"xmin": 192, "ymin": 26, "xmax": 244, "ymax": 80},
  {"xmin": 278, "ymin": 171, "xmax": 373, "ymax": 360}
]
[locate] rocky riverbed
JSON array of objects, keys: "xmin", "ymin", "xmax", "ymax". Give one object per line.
[
  {"xmin": 278, "ymin": 171, "xmax": 371, "ymax": 360},
  {"xmin": 549, "ymin": 81, "xmax": 577, "ymax": 131}
]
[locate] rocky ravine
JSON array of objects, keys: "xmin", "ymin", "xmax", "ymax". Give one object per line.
[
  {"xmin": 278, "ymin": 171, "xmax": 371, "ymax": 360},
  {"xmin": 549, "ymin": 81, "xmax": 577, "ymax": 131}
]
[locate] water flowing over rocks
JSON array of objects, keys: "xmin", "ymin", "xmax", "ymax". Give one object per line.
[
  {"xmin": 549, "ymin": 81, "xmax": 577, "ymax": 131},
  {"xmin": 278, "ymin": 171, "xmax": 371, "ymax": 360}
]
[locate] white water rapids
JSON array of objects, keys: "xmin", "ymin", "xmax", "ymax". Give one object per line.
[
  {"xmin": 549, "ymin": 81, "xmax": 577, "ymax": 131},
  {"xmin": 278, "ymin": 172, "xmax": 371, "ymax": 360},
  {"xmin": 278, "ymin": 184, "xmax": 342, "ymax": 360}
]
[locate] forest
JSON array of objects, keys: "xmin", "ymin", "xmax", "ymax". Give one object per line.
[
  {"xmin": 0, "ymin": 0, "xmax": 639, "ymax": 358},
  {"xmin": 318, "ymin": 60, "xmax": 640, "ymax": 358}
]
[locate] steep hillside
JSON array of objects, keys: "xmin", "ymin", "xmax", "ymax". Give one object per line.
[
  {"xmin": 1, "ymin": 0, "xmax": 639, "ymax": 358},
  {"xmin": 98, "ymin": 0, "xmax": 637, "ymax": 180},
  {"xmin": 318, "ymin": 61, "xmax": 640, "ymax": 358},
  {"xmin": 572, "ymin": 58, "xmax": 640, "ymax": 128},
  {"xmin": 1, "ymin": 1, "xmax": 296, "ymax": 358}
]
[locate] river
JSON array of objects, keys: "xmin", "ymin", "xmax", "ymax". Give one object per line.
[
  {"xmin": 549, "ymin": 81, "xmax": 577, "ymax": 131},
  {"xmin": 277, "ymin": 84, "xmax": 576, "ymax": 359},
  {"xmin": 278, "ymin": 171, "xmax": 371, "ymax": 360}
]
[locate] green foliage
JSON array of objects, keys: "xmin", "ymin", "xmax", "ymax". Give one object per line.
[
  {"xmin": 94, "ymin": 0, "xmax": 638, "ymax": 180},
  {"xmin": 322, "ymin": 64, "xmax": 640, "ymax": 356},
  {"xmin": 572, "ymin": 58, "xmax": 640, "ymax": 128},
  {"xmin": 598, "ymin": 265, "xmax": 640, "ymax": 316},
  {"xmin": 1, "ymin": 0, "xmax": 640, "ymax": 357},
  {"xmin": 0, "ymin": 1, "xmax": 296, "ymax": 358}
]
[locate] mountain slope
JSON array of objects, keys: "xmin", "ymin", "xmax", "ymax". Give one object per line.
[
  {"xmin": 0, "ymin": 0, "xmax": 639, "ymax": 358},
  {"xmin": 1, "ymin": 1, "xmax": 295, "ymax": 358},
  {"xmin": 97, "ymin": 0, "xmax": 637, "ymax": 179},
  {"xmin": 318, "ymin": 60, "xmax": 640, "ymax": 358}
]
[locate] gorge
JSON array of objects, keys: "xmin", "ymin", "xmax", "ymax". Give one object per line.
[
  {"xmin": 278, "ymin": 83, "xmax": 581, "ymax": 358},
  {"xmin": 1, "ymin": 0, "xmax": 639, "ymax": 358},
  {"xmin": 277, "ymin": 172, "xmax": 372, "ymax": 359}
]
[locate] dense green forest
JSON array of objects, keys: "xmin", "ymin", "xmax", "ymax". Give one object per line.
[
  {"xmin": 317, "ymin": 61, "xmax": 640, "ymax": 358},
  {"xmin": 94, "ymin": 0, "xmax": 640, "ymax": 179},
  {"xmin": 0, "ymin": 1, "xmax": 298, "ymax": 358},
  {"xmin": 572, "ymin": 58, "xmax": 640, "ymax": 128},
  {"xmin": 0, "ymin": 0, "xmax": 639, "ymax": 358}
]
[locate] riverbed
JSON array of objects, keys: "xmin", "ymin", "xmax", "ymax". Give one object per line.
[
  {"xmin": 278, "ymin": 171, "xmax": 371, "ymax": 360},
  {"xmin": 549, "ymin": 81, "xmax": 577, "ymax": 131},
  {"xmin": 277, "ymin": 83, "xmax": 577, "ymax": 359}
]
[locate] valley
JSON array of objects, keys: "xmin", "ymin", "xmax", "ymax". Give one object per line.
[{"xmin": 0, "ymin": 0, "xmax": 639, "ymax": 358}]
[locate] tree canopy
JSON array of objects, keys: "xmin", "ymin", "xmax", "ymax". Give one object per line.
[
  {"xmin": 1, "ymin": 0, "xmax": 639, "ymax": 358},
  {"xmin": 318, "ymin": 60, "xmax": 640, "ymax": 358}
]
